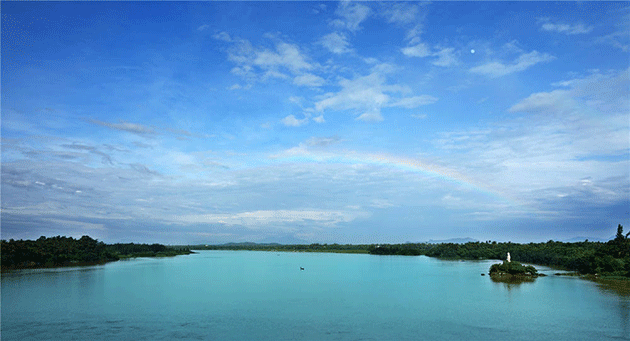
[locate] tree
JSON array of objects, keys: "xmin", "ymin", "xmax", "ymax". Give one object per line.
[{"xmin": 616, "ymin": 224, "xmax": 624, "ymax": 242}]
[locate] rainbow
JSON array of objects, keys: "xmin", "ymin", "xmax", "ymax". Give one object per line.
[{"xmin": 269, "ymin": 150, "xmax": 518, "ymax": 206}]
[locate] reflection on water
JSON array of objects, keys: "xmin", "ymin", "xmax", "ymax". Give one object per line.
[
  {"xmin": 489, "ymin": 274, "xmax": 537, "ymax": 293},
  {"xmin": 595, "ymin": 279, "xmax": 630, "ymax": 340},
  {"xmin": 2, "ymin": 252, "xmax": 629, "ymax": 341},
  {"xmin": 490, "ymin": 276, "xmax": 536, "ymax": 293},
  {"xmin": 595, "ymin": 279, "xmax": 630, "ymax": 297}
]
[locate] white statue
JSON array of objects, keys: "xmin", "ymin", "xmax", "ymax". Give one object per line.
[{"xmin": 507, "ymin": 252, "xmax": 511, "ymax": 262}]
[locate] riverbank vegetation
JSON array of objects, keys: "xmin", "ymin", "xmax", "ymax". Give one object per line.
[
  {"xmin": 192, "ymin": 225, "xmax": 629, "ymax": 278},
  {"xmin": 0, "ymin": 236, "xmax": 193, "ymax": 270},
  {"xmin": 488, "ymin": 260, "xmax": 542, "ymax": 283}
]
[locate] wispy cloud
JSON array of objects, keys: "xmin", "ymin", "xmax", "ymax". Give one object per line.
[
  {"xmin": 432, "ymin": 47, "xmax": 459, "ymax": 67},
  {"xmin": 253, "ymin": 42, "xmax": 313, "ymax": 73},
  {"xmin": 380, "ymin": 3, "xmax": 420, "ymax": 25},
  {"xmin": 130, "ymin": 163, "xmax": 160, "ymax": 176},
  {"xmin": 307, "ymin": 136, "xmax": 341, "ymax": 147},
  {"xmin": 330, "ymin": 1, "xmax": 371, "ymax": 32},
  {"xmin": 88, "ymin": 119, "xmax": 156, "ymax": 135},
  {"xmin": 434, "ymin": 68, "xmax": 629, "ymax": 212},
  {"xmin": 213, "ymin": 31, "xmax": 232, "ymax": 42},
  {"xmin": 217, "ymin": 33, "xmax": 320, "ymax": 89},
  {"xmin": 469, "ymin": 50, "xmax": 555, "ymax": 78},
  {"xmin": 61, "ymin": 143, "xmax": 114, "ymax": 165},
  {"xmin": 293, "ymin": 73, "xmax": 326, "ymax": 87},
  {"xmin": 595, "ymin": 6, "xmax": 630, "ymax": 52},
  {"xmin": 319, "ymin": 32, "xmax": 353, "ymax": 54},
  {"xmin": 510, "ymin": 68, "xmax": 629, "ymax": 117},
  {"xmin": 401, "ymin": 43, "xmax": 431, "ymax": 57},
  {"xmin": 411, "ymin": 114, "xmax": 427, "ymax": 119},
  {"xmin": 176, "ymin": 209, "xmax": 368, "ymax": 228},
  {"xmin": 390, "ymin": 95, "xmax": 438, "ymax": 109},
  {"xmin": 281, "ymin": 114, "xmax": 309, "ymax": 127},
  {"xmin": 538, "ymin": 18, "xmax": 593, "ymax": 35},
  {"xmin": 314, "ymin": 68, "xmax": 437, "ymax": 121},
  {"xmin": 313, "ymin": 115, "xmax": 325, "ymax": 123}
]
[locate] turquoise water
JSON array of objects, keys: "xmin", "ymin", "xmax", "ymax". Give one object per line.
[{"xmin": 2, "ymin": 251, "xmax": 629, "ymax": 340}]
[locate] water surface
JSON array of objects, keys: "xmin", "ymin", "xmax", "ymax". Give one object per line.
[{"xmin": 2, "ymin": 251, "xmax": 628, "ymax": 340}]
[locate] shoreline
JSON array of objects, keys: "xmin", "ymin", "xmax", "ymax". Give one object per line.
[{"xmin": 1, "ymin": 250, "xmax": 195, "ymax": 273}]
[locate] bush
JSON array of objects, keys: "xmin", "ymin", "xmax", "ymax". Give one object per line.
[{"xmin": 489, "ymin": 261, "xmax": 538, "ymax": 276}]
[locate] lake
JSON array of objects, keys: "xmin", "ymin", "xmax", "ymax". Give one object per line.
[{"xmin": 2, "ymin": 250, "xmax": 629, "ymax": 340}]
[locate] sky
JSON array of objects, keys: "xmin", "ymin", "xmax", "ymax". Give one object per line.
[{"xmin": 2, "ymin": 1, "xmax": 629, "ymax": 245}]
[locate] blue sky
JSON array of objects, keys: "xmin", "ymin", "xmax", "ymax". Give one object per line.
[{"xmin": 2, "ymin": 1, "xmax": 628, "ymax": 244}]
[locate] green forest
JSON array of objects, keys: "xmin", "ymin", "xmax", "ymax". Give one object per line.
[
  {"xmin": 0, "ymin": 235, "xmax": 193, "ymax": 270},
  {"xmin": 369, "ymin": 225, "xmax": 629, "ymax": 277}
]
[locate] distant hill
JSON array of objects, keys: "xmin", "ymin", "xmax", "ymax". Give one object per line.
[
  {"xmin": 220, "ymin": 242, "xmax": 281, "ymax": 246},
  {"xmin": 259, "ymin": 236, "xmax": 309, "ymax": 245},
  {"xmin": 426, "ymin": 237, "xmax": 478, "ymax": 244},
  {"xmin": 562, "ymin": 236, "xmax": 614, "ymax": 243}
]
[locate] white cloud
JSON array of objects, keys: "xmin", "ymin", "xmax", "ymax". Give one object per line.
[
  {"xmin": 363, "ymin": 57, "xmax": 378, "ymax": 64},
  {"xmin": 356, "ymin": 111, "xmax": 383, "ymax": 122},
  {"xmin": 269, "ymin": 144, "xmax": 309, "ymax": 159},
  {"xmin": 469, "ymin": 50, "xmax": 555, "ymax": 78},
  {"xmin": 508, "ymin": 89, "xmax": 575, "ymax": 114},
  {"xmin": 380, "ymin": 3, "xmax": 419, "ymax": 25},
  {"xmin": 539, "ymin": 18, "xmax": 593, "ymax": 35},
  {"xmin": 319, "ymin": 32, "xmax": 353, "ymax": 54},
  {"xmin": 262, "ymin": 70, "xmax": 290, "ymax": 81},
  {"xmin": 288, "ymin": 96, "xmax": 303, "ymax": 104},
  {"xmin": 314, "ymin": 68, "xmax": 436, "ymax": 121},
  {"xmin": 227, "ymin": 84, "xmax": 242, "ymax": 90},
  {"xmin": 313, "ymin": 115, "xmax": 325, "ymax": 123},
  {"xmin": 212, "ymin": 31, "xmax": 232, "ymax": 42},
  {"xmin": 177, "ymin": 209, "xmax": 367, "ymax": 228},
  {"xmin": 220, "ymin": 35, "xmax": 325, "ymax": 89},
  {"xmin": 389, "ymin": 95, "xmax": 438, "ymax": 109},
  {"xmin": 253, "ymin": 42, "xmax": 312, "ymax": 73},
  {"xmin": 312, "ymin": 3, "xmax": 327, "ymax": 14},
  {"xmin": 406, "ymin": 24, "xmax": 423, "ymax": 42},
  {"xmin": 89, "ymin": 119, "xmax": 156, "ymax": 135},
  {"xmin": 434, "ymin": 68, "xmax": 629, "ymax": 210},
  {"xmin": 197, "ymin": 24, "xmax": 210, "ymax": 32},
  {"xmin": 315, "ymin": 72, "xmax": 391, "ymax": 118},
  {"xmin": 597, "ymin": 31, "xmax": 630, "ymax": 52},
  {"xmin": 281, "ymin": 114, "xmax": 309, "ymax": 127},
  {"xmin": 401, "ymin": 43, "xmax": 431, "ymax": 57},
  {"xmin": 370, "ymin": 198, "xmax": 395, "ymax": 208},
  {"xmin": 510, "ymin": 68, "xmax": 629, "ymax": 117},
  {"xmin": 432, "ymin": 47, "xmax": 459, "ymax": 67},
  {"xmin": 307, "ymin": 136, "xmax": 340, "ymax": 147},
  {"xmin": 293, "ymin": 73, "xmax": 326, "ymax": 87},
  {"xmin": 330, "ymin": 1, "xmax": 371, "ymax": 32},
  {"xmin": 411, "ymin": 114, "xmax": 427, "ymax": 119},
  {"xmin": 595, "ymin": 7, "xmax": 630, "ymax": 52}
]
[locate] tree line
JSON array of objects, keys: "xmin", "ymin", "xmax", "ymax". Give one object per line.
[
  {"xmin": 1, "ymin": 235, "xmax": 193, "ymax": 270},
  {"xmin": 368, "ymin": 224, "xmax": 629, "ymax": 277},
  {"xmin": 3, "ymin": 225, "xmax": 627, "ymax": 277},
  {"xmin": 195, "ymin": 225, "xmax": 629, "ymax": 277}
]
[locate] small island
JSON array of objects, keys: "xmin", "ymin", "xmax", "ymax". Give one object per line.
[{"xmin": 489, "ymin": 260, "xmax": 540, "ymax": 281}]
